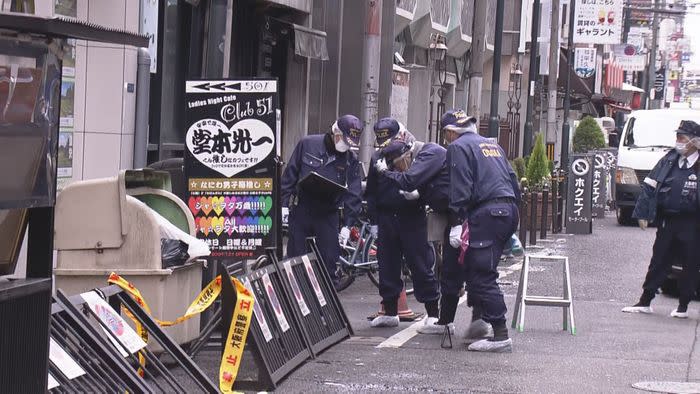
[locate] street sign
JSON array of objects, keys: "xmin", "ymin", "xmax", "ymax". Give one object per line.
[
  {"xmin": 574, "ymin": 47, "xmax": 596, "ymax": 78},
  {"xmin": 592, "ymin": 151, "xmax": 609, "ymax": 218},
  {"xmin": 654, "ymin": 67, "xmax": 666, "ymax": 95},
  {"xmin": 184, "ymin": 79, "xmax": 279, "ymax": 259},
  {"xmin": 566, "ymin": 154, "xmax": 594, "ymax": 234}
]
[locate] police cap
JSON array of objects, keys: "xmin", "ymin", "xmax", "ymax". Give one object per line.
[
  {"xmin": 336, "ymin": 114, "xmax": 363, "ymax": 146},
  {"xmin": 440, "ymin": 109, "xmax": 477, "ymax": 130},
  {"xmin": 675, "ymin": 120, "xmax": 700, "ymax": 138},
  {"xmin": 374, "ymin": 117, "xmax": 400, "ymax": 147}
]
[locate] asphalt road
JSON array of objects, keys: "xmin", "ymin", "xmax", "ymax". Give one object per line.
[{"xmin": 268, "ymin": 216, "xmax": 700, "ymax": 393}]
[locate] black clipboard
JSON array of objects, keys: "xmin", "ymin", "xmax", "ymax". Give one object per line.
[{"xmin": 298, "ymin": 171, "xmax": 348, "ymax": 198}]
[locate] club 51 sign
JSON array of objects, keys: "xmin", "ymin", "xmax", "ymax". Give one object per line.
[{"xmin": 185, "ymin": 79, "xmax": 279, "ymax": 259}]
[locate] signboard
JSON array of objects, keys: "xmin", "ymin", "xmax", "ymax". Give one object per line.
[
  {"xmin": 591, "ymin": 151, "xmax": 609, "ymax": 218},
  {"xmin": 575, "ymin": 47, "xmax": 597, "ymax": 78},
  {"xmin": 184, "ymin": 79, "xmax": 279, "ymax": 259},
  {"xmin": 566, "ymin": 155, "xmax": 594, "ymax": 234},
  {"xmin": 573, "ymin": 0, "xmax": 624, "ymax": 45},
  {"xmin": 613, "ymin": 45, "xmax": 645, "ymax": 71},
  {"xmin": 654, "ymin": 67, "xmax": 666, "ymax": 95},
  {"xmin": 80, "ymin": 291, "xmax": 147, "ymax": 357},
  {"xmin": 601, "ymin": 148, "xmax": 618, "ymax": 206}
]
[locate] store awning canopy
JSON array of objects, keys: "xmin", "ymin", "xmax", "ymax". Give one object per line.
[
  {"xmin": 292, "ymin": 24, "xmax": 329, "ymax": 61},
  {"xmin": 622, "ymin": 83, "xmax": 645, "ymax": 93}
]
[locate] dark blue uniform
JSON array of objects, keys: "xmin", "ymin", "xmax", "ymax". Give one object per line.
[
  {"xmin": 447, "ymin": 132, "xmax": 520, "ymax": 326},
  {"xmin": 365, "ymin": 151, "xmax": 439, "ymax": 308},
  {"xmin": 281, "ymin": 134, "xmax": 362, "ymax": 279},
  {"xmin": 632, "ymin": 150, "xmax": 700, "ymax": 307}
]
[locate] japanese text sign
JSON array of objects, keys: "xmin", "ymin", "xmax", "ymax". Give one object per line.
[
  {"xmin": 566, "ymin": 154, "xmax": 594, "ymax": 234},
  {"xmin": 591, "ymin": 151, "xmax": 609, "ymax": 218},
  {"xmin": 573, "ymin": 0, "xmax": 624, "ymax": 45},
  {"xmin": 575, "ymin": 47, "xmax": 597, "ymax": 78},
  {"xmin": 185, "ymin": 80, "xmax": 279, "ymax": 259}
]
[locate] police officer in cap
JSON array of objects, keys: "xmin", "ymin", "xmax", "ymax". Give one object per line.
[
  {"xmin": 281, "ymin": 115, "xmax": 363, "ymax": 286},
  {"xmin": 442, "ymin": 109, "xmax": 521, "ymax": 352},
  {"xmin": 366, "ymin": 117, "xmax": 440, "ymax": 327},
  {"xmin": 623, "ymin": 120, "xmax": 700, "ymax": 318}
]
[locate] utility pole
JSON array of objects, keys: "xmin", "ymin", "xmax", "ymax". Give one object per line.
[
  {"xmin": 359, "ymin": 0, "xmax": 382, "ymax": 168},
  {"xmin": 546, "ymin": 0, "xmax": 561, "ymax": 151},
  {"xmin": 646, "ymin": 0, "xmax": 660, "ymax": 109},
  {"xmin": 468, "ymin": 0, "xmax": 488, "ymax": 127},
  {"xmin": 523, "ymin": 0, "xmax": 541, "ymax": 156},
  {"xmin": 561, "ymin": 0, "xmax": 575, "ymax": 172},
  {"xmin": 488, "ymin": 0, "xmax": 506, "ymax": 138}
]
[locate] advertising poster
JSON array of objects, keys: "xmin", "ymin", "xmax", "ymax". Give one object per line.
[
  {"xmin": 574, "ymin": 47, "xmax": 597, "ymax": 79},
  {"xmin": 184, "ymin": 79, "xmax": 279, "ymax": 259},
  {"xmin": 54, "ymin": 0, "xmax": 77, "ymax": 18},
  {"xmin": 57, "ymin": 132, "xmax": 73, "ymax": 178},
  {"xmin": 573, "ymin": 0, "xmax": 624, "ymax": 45},
  {"xmin": 59, "ymin": 79, "xmax": 74, "ymax": 129}
]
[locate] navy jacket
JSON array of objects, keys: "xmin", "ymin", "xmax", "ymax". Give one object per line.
[
  {"xmin": 446, "ymin": 132, "xmax": 521, "ymax": 225},
  {"xmin": 365, "ymin": 151, "xmax": 424, "ymax": 223},
  {"xmin": 381, "ymin": 142, "xmax": 450, "ymax": 213},
  {"xmin": 281, "ymin": 134, "xmax": 362, "ymax": 227},
  {"xmin": 633, "ymin": 150, "xmax": 700, "ymax": 221}
]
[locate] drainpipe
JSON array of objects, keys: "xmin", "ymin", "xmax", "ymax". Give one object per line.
[{"xmin": 134, "ymin": 48, "xmax": 151, "ymax": 169}]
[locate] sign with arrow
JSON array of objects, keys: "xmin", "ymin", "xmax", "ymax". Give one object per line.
[{"xmin": 184, "ymin": 79, "xmax": 279, "ymax": 259}]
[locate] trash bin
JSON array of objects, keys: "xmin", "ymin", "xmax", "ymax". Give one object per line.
[{"xmin": 54, "ymin": 169, "xmax": 204, "ymax": 349}]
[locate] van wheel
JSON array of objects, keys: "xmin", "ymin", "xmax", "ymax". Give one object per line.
[{"xmin": 616, "ymin": 206, "xmax": 633, "ymax": 226}]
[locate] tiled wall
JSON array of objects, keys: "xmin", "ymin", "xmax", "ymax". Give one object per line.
[{"xmin": 59, "ymin": 0, "xmax": 139, "ymax": 189}]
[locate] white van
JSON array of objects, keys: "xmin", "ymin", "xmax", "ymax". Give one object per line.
[{"xmin": 615, "ymin": 109, "xmax": 700, "ymax": 224}]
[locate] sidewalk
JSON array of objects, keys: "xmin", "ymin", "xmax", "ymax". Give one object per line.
[{"xmin": 274, "ymin": 216, "xmax": 700, "ymax": 393}]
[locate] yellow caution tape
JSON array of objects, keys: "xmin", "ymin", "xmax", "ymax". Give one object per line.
[{"xmin": 108, "ymin": 272, "xmax": 254, "ymax": 392}]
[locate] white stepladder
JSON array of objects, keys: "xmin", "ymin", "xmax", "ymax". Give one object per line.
[{"xmin": 511, "ymin": 255, "xmax": 576, "ymax": 335}]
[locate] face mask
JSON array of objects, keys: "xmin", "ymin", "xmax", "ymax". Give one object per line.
[
  {"xmin": 334, "ymin": 134, "xmax": 350, "ymax": 152},
  {"xmin": 676, "ymin": 142, "xmax": 689, "ymax": 155}
]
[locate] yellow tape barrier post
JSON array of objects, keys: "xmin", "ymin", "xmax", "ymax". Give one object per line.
[{"xmin": 108, "ymin": 272, "xmax": 254, "ymax": 393}]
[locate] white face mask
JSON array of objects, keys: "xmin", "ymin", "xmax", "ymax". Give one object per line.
[
  {"xmin": 676, "ymin": 142, "xmax": 690, "ymax": 155},
  {"xmin": 334, "ymin": 134, "xmax": 350, "ymax": 152}
]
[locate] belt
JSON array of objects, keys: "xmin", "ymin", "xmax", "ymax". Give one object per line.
[{"xmin": 471, "ymin": 197, "xmax": 516, "ymax": 211}]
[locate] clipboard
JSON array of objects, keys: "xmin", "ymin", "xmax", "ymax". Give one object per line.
[{"xmin": 298, "ymin": 171, "xmax": 348, "ymax": 198}]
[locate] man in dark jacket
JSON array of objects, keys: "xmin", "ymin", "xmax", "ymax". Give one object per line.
[
  {"xmin": 281, "ymin": 115, "xmax": 363, "ymax": 285},
  {"xmin": 366, "ymin": 118, "xmax": 440, "ymax": 327},
  {"xmin": 442, "ymin": 109, "xmax": 521, "ymax": 353},
  {"xmin": 622, "ymin": 120, "xmax": 700, "ymax": 318}
]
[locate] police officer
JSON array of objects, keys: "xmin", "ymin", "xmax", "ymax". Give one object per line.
[
  {"xmin": 366, "ymin": 118, "xmax": 440, "ymax": 327},
  {"xmin": 281, "ymin": 115, "xmax": 363, "ymax": 286},
  {"xmin": 622, "ymin": 120, "xmax": 700, "ymax": 318},
  {"xmin": 442, "ymin": 109, "xmax": 521, "ymax": 353}
]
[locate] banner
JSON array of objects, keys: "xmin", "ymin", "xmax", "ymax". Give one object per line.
[
  {"xmin": 591, "ymin": 151, "xmax": 609, "ymax": 218},
  {"xmin": 573, "ymin": 0, "xmax": 624, "ymax": 45},
  {"xmin": 184, "ymin": 80, "xmax": 279, "ymax": 259},
  {"xmin": 574, "ymin": 47, "xmax": 597, "ymax": 78}
]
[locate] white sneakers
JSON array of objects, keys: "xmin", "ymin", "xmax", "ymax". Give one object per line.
[
  {"xmin": 417, "ymin": 317, "xmax": 455, "ymax": 335},
  {"xmin": 370, "ymin": 315, "xmax": 400, "ymax": 327},
  {"xmin": 671, "ymin": 309, "xmax": 689, "ymax": 319},
  {"xmin": 468, "ymin": 338, "xmax": 513, "ymax": 353},
  {"xmin": 621, "ymin": 305, "xmax": 653, "ymax": 314}
]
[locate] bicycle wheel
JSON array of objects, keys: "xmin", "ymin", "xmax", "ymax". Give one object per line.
[
  {"xmin": 334, "ymin": 248, "xmax": 356, "ymax": 292},
  {"xmin": 363, "ymin": 236, "xmax": 381, "ymax": 288}
]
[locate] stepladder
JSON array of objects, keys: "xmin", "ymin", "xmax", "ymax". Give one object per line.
[{"xmin": 511, "ymin": 254, "xmax": 576, "ymax": 335}]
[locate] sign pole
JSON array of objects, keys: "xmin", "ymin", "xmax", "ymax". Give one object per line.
[{"xmin": 560, "ymin": 0, "xmax": 576, "ymax": 232}]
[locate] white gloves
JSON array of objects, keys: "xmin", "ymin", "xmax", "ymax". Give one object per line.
[
  {"xmin": 369, "ymin": 225, "xmax": 378, "ymax": 239},
  {"xmin": 339, "ymin": 226, "xmax": 351, "ymax": 246},
  {"xmin": 375, "ymin": 158, "xmax": 388, "ymax": 173},
  {"xmin": 400, "ymin": 190, "xmax": 420, "ymax": 200},
  {"xmin": 281, "ymin": 207, "xmax": 289, "ymax": 225},
  {"xmin": 449, "ymin": 225, "xmax": 462, "ymax": 248},
  {"xmin": 638, "ymin": 219, "xmax": 648, "ymax": 231}
]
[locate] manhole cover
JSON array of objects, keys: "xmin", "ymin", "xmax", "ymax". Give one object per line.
[{"xmin": 633, "ymin": 381, "xmax": 700, "ymax": 393}]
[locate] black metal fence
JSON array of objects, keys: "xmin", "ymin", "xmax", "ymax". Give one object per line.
[{"xmin": 518, "ymin": 174, "xmax": 564, "ymax": 248}]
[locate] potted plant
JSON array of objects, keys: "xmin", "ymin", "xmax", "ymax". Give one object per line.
[
  {"xmin": 573, "ymin": 116, "xmax": 606, "ymax": 153},
  {"xmin": 525, "ymin": 133, "xmax": 553, "ymax": 228}
]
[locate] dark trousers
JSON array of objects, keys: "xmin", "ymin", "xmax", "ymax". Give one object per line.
[
  {"xmin": 286, "ymin": 202, "xmax": 339, "ymax": 281},
  {"xmin": 377, "ymin": 210, "xmax": 440, "ymax": 304},
  {"xmin": 642, "ymin": 215, "xmax": 700, "ymax": 306},
  {"xmin": 441, "ymin": 225, "xmax": 464, "ymax": 296},
  {"xmin": 462, "ymin": 202, "xmax": 519, "ymax": 325}
]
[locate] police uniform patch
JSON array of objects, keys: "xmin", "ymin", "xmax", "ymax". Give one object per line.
[{"xmin": 690, "ymin": 174, "xmax": 697, "ymax": 181}]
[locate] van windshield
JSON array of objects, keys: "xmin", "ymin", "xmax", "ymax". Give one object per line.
[{"xmin": 623, "ymin": 113, "xmax": 700, "ymax": 148}]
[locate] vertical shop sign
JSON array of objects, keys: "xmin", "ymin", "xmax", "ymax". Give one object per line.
[
  {"xmin": 566, "ymin": 154, "xmax": 593, "ymax": 234},
  {"xmin": 184, "ymin": 80, "xmax": 279, "ymax": 259},
  {"xmin": 591, "ymin": 151, "xmax": 608, "ymax": 218}
]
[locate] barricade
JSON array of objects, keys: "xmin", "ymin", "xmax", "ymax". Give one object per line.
[{"xmin": 49, "ymin": 288, "xmax": 218, "ymax": 393}]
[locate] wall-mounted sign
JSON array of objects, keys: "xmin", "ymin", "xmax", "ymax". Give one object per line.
[
  {"xmin": 575, "ymin": 47, "xmax": 597, "ymax": 78},
  {"xmin": 573, "ymin": 0, "xmax": 624, "ymax": 45}
]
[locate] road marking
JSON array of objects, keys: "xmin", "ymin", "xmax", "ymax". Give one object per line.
[{"xmin": 376, "ymin": 294, "xmax": 467, "ymax": 349}]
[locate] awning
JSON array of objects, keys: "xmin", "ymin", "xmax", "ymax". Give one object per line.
[
  {"xmin": 622, "ymin": 83, "xmax": 645, "ymax": 93},
  {"xmin": 292, "ymin": 24, "xmax": 329, "ymax": 61}
]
